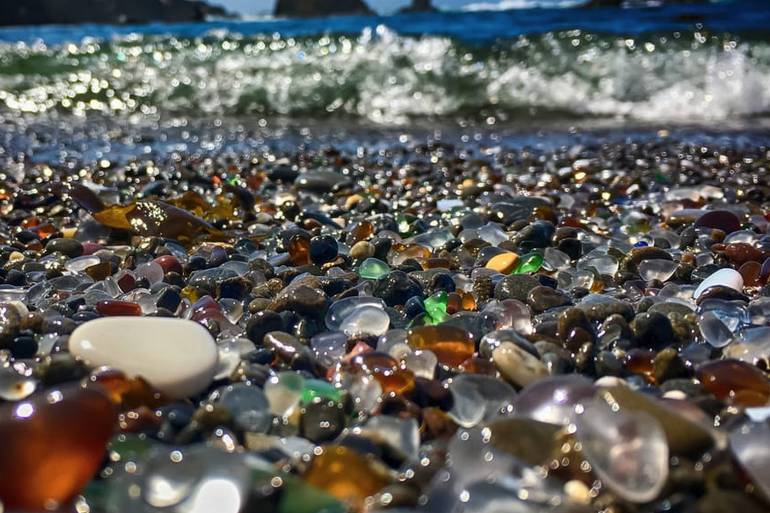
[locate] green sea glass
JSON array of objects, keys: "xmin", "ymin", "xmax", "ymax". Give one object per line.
[
  {"xmin": 513, "ymin": 253, "xmax": 544, "ymax": 274},
  {"xmin": 359, "ymin": 258, "xmax": 390, "ymax": 280}
]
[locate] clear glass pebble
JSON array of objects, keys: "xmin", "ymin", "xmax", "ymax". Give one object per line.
[
  {"xmin": 576, "ymin": 397, "xmax": 669, "ymax": 503},
  {"xmin": 341, "ymin": 305, "xmax": 390, "ymax": 338},
  {"xmin": 448, "ymin": 374, "xmax": 516, "ymax": 428},
  {"xmin": 514, "ymin": 375, "xmax": 595, "ymax": 426},
  {"xmin": 215, "ymin": 337, "xmax": 255, "ymax": 380},
  {"xmin": 729, "ymin": 422, "xmax": 770, "ymax": 499},
  {"xmin": 401, "ymin": 350, "xmax": 437, "ymax": 379},
  {"xmin": 699, "ymin": 311, "xmax": 734, "ymax": 348},
  {"xmin": 135, "ymin": 261, "xmax": 164, "ymax": 284},
  {"xmin": 544, "ymin": 247, "xmax": 571, "ymax": 271},
  {"xmin": 264, "ymin": 372, "xmax": 305, "ymax": 418},
  {"xmin": 325, "ymin": 296, "xmax": 386, "ymax": 331},
  {"xmin": 639, "ymin": 259, "xmax": 678, "ymax": 282},
  {"xmin": 310, "ymin": 331, "xmax": 348, "ymax": 367},
  {"xmin": 64, "ymin": 255, "xmax": 101, "ymax": 274},
  {"xmin": 216, "ymin": 383, "xmax": 272, "ymax": 433}
]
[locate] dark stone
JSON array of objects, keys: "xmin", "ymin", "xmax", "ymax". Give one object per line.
[
  {"xmin": 268, "ymin": 164, "xmax": 299, "ymax": 182},
  {"xmin": 631, "ymin": 312, "xmax": 676, "ymax": 349},
  {"xmin": 16, "ymin": 230, "xmax": 39, "ymax": 243},
  {"xmin": 264, "ymin": 331, "xmax": 311, "ymax": 362},
  {"xmin": 594, "ymin": 350, "xmax": 623, "ymax": 377},
  {"xmin": 513, "ymin": 221, "xmax": 555, "ymax": 251},
  {"xmin": 5, "ymin": 269, "xmax": 25, "ymax": 286},
  {"xmin": 653, "ymin": 347, "xmax": 689, "ymax": 383},
  {"xmin": 620, "ymin": 246, "xmax": 673, "ymax": 275},
  {"xmin": 373, "ymin": 271, "xmax": 424, "ymax": 307},
  {"xmin": 40, "ymin": 316, "xmax": 76, "ymax": 336},
  {"xmin": 271, "ymin": 285, "xmax": 329, "ymax": 318},
  {"xmin": 527, "ymin": 285, "xmax": 571, "ymax": 313},
  {"xmin": 371, "ymin": 238, "xmax": 393, "ymax": 261},
  {"xmin": 246, "ymin": 311, "xmax": 284, "ymax": 344},
  {"xmin": 429, "ymin": 272, "xmax": 456, "ymax": 294},
  {"xmin": 695, "ymin": 285, "xmax": 749, "ymax": 304},
  {"xmin": 493, "ymin": 274, "xmax": 541, "ymax": 302},
  {"xmin": 695, "ymin": 491, "xmax": 768, "ymax": 513},
  {"xmin": 216, "ymin": 277, "xmax": 249, "ymax": 300},
  {"xmin": 577, "ymin": 296, "xmax": 634, "ymax": 323},
  {"xmin": 488, "ymin": 197, "xmax": 551, "ymax": 226},
  {"xmin": 156, "ymin": 288, "xmax": 182, "ymax": 312},
  {"xmin": 33, "ymin": 354, "xmax": 89, "ymax": 386},
  {"xmin": 598, "ymin": 313, "xmax": 633, "ymax": 349},
  {"xmin": 294, "ymin": 171, "xmax": 352, "ymax": 192},
  {"xmin": 45, "ymin": 238, "xmax": 83, "ymax": 258},
  {"xmin": 0, "ymin": 303, "xmax": 22, "ymax": 344},
  {"xmin": 404, "ymin": 296, "xmax": 425, "ymax": 318},
  {"xmin": 309, "ymin": 236, "xmax": 339, "ymax": 265},
  {"xmin": 558, "ymin": 308, "xmax": 593, "ymax": 340},
  {"xmin": 556, "ymin": 237, "xmax": 582, "ymax": 260},
  {"xmin": 0, "ymin": 0, "xmax": 232, "ymax": 26},
  {"xmin": 694, "ymin": 210, "xmax": 742, "ymax": 234},
  {"xmin": 9, "ymin": 335, "xmax": 37, "ymax": 359},
  {"xmin": 300, "ymin": 400, "xmax": 346, "ymax": 443}
]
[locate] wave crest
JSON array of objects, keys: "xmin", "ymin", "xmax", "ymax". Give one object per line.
[{"xmin": 0, "ymin": 26, "xmax": 767, "ymax": 123}]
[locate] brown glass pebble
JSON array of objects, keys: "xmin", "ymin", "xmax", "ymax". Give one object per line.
[
  {"xmin": 696, "ymin": 359, "xmax": 770, "ymax": 407},
  {"xmin": 0, "ymin": 384, "xmax": 115, "ymax": 510},
  {"xmin": 407, "ymin": 325, "xmax": 475, "ymax": 368},
  {"xmin": 304, "ymin": 445, "xmax": 391, "ymax": 510}
]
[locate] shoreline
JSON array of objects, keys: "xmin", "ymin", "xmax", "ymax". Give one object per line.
[{"xmin": 0, "ymin": 113, "xmax": 769, "ymax": 165}]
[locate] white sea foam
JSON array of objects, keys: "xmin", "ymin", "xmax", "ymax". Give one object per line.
[{"xmin": 0, "ymin": 26, "xmax": 767, "ymax": 124}]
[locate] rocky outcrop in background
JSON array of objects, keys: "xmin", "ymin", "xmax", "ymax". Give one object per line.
[
  {"xmin": 0, "ymin": 0, "xmax": 231, "ymax": 26},
  {"xmin": 398, "ymin": 0, "xmax": 437, "ymax": 13},
  {"xmin": 274, "ymin": 0, "xmax": 373, "ymax": 17}
]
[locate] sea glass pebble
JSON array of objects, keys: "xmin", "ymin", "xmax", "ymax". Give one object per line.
[{"xmin": 69, "ymin": 317, "xmax": 218, "ymax": 399}]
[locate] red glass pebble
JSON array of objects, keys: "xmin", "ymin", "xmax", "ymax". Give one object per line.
[
  {"xmin": 723, "ymin": 243, "xmax": 764, "ymax": 266},
  {"xmin": 115, "ymin": 271, "xmax": 137, "ymax": 293},
  {"xmin": 96, "ymin": 299, "xmax": 142, "ymax": 316},
  {"xmin": 154, "ymin": 254, "xmax": 183, "ymax": 275}
]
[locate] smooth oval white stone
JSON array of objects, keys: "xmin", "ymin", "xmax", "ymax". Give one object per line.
[
  {"xmin": 69, "ymin": 317, "xmax": 218, "ymax": 399},
  {"xmin": 693, "ymin": 268, "xmax": 743, "ymax": 299}
]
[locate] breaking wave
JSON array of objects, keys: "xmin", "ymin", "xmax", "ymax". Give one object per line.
[{"xmin": 0, "ymin": 25, "xmax": 768, "ymax": 124}]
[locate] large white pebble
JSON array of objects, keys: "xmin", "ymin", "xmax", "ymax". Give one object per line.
[
  {"xmin": 693, "ymin": 268, "xmax": 743, "ymax": 299},
  {"xmin": 70, "ymin": 317, "xmax": 218, "ymax": 399}
]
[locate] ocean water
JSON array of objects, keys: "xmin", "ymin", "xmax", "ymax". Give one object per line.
[{"xmin": 0, "ymin": 0, "xmax": 768, "ymax": 126}]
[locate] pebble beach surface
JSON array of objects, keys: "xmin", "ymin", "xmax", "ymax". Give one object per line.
[{"xmin": 0, "ymin": 124, "xmax": 769, "ymax": 513}]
